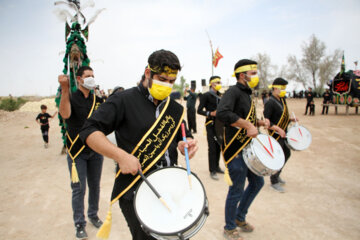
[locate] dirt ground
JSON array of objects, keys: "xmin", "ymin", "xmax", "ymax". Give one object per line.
[{"xmin": 0, "ymin": 98, "xmax": 359, "ymax": 240}]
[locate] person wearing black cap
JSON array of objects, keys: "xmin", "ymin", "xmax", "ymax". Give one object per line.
[
  {"xmin": 217, "ymin": 59, "xmax": 269, "ymax": 240},
  {"xmin": 304, "ymin": 87, "xmax": 315, "ymax": 115},
  {"xmin": 79, "ymin": 49, "xmax": 198, "ymax": 240},
  {"xmin": 263, "ymin": 78, "xmax": 298, "ymax": 193},
  {"xmin": 322, "ymin": 88, "xmax": 331, "ymax": 114},
  {"xmin": 197, "ymin": 76, "xmax": 224, "ymax": 180}
]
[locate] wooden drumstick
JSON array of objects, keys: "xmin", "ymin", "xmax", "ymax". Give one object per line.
[
  {"xmin": 255, "ymin": 137, "xmax": 274, "ymax": 159},
  {"xmin": 138, "ymin": 170, "xmax": 171, "ymax": 212},
  {"xmin": 181, "ymin": 123, "xmax": 192, "ymax": 189},
  {"xmin": 292, "ymin": 112, "xmax": 303, "ymax": 137}
]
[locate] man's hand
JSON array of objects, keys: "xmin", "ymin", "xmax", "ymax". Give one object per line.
[
  {"xmin": 58, "ymin": 75, "xmax": 69, "ymax": 89},
  {"xmin": 246, "ymin": 124, "xmax": 258, "ymax": 138},
  {"xmin": 115, "ymin": 152, "xmax": 142, "ymax": 175},
  {"xmin": 210, "ymin": 110, "xmax": 216, "ymax": 117},
  {"xmin": 178, "ymin": 138, "xmax": 198, "ymax": 159},
  {"xmin": 276, "ymin": 127, "xmax": 286, "ymax": 138},
  {"xmin": 258, "ymin": 119, "xmax": 270, "ymax": 129}
]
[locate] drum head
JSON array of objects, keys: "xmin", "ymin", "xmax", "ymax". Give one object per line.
[
  {"xmin": 107, "ymin": 132, "xmax": 116, "ymax": 145},
  {"xmin": 251, "ymin": 134, "xmax": 285, "ymax": 171},
  {"xmin": 134, "ymin": 167, "xmax": 206, "ymax": 236},
  {"xmin": 286, "ymin": 125, "xmax": 312, "ymax": 151}
]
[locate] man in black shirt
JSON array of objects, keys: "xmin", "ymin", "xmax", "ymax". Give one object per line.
[
  {"xmin": 322, "ymin": 88, "xmax": 331, "ymax": 114},
  {"xmin": 58, "ymin": 66, "xmax": 104, "ymax": 240},
  {"xmin": 304, "ymin": 87, "xmax": 315, "ymax": 115},
  {"xmin": 184, "ymin": 86, "xmax": 198, "ymax": 133},
  {"xmin": 197, "ymin": 76, "xmax": 223, "ymax": 180},
  {"xmin": 35, "ymin": 104, "xmax": 57, "ymax": 148},
  {"xmin": 263, "ymin": 78, "xmax": 297, "ymax": 193},
  {"xmin": 217, "ymin": 59, "xmax": 268, "ymax": 240},
  {"xmin": 79, "ymin": 50, "xmax": 198, "ymax": 240}
]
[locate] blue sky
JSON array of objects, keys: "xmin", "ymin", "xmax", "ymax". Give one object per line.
[{"xmin": 0, "ymin": 0, "xmax": 359, "ymax": 96}]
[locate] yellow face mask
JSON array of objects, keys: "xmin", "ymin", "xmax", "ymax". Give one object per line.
[
  {"xmin": 246, "ymin": 75, "xmax": 259, "ymax": 88},
  {"xmin": 215, "ymin": 84, "xmax": 222, "ymax": 91},
  {"xmin": 279, "ymin": 90, "xmax": 287, "ymax": 98},
  {"xmin": 148, "ymin": 80, "xmax": 173, "ymax": 100}
]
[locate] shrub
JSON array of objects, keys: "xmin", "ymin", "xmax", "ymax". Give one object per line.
[{"xmin": 0, "ymin": 97, "xmax": 28, "ymax": 111}]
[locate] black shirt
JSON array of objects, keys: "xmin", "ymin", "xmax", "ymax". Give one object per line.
[
  {"xmin": 306, "ymin": 91, "xmax": 314, "ymax": 103},
  {"xmin": 263, "ymin": 96, "xmax": 287, "ymax": 127},
  {"xmin": 79, "ymin": 84, "xmax": 192, "ymax": 167},
  {"xmin": 197, "ymin": 89, "xmax": 221, "ymax": 121},
  {"xmin": 36, "ymin": 113, "xmax": 51, "ymax": 129},
  {"xmin": 322, "ymin": 92, "xmax": 331, "ymax": 103},
  {"xmin": 216, "ymin": 82, "xmax": 253, "ymax": 144},
  {"xmin": 66, "ymin": 89, "xmax": 103, "ymax": 153},
  {"xmin": 184, "ymin": 90, "xmax": 197, "ymax": 109}
]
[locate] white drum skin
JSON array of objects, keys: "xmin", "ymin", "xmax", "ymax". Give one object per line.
[
  {"xmin": 134, "ymin": 167, "xmax": 209, "ymax": 240},
  {"xmin": 107, "ymin": 132, "xmax": 116, "ymax": 145},
  {"xmin": 242, "ymin": 134, "xmax": 285, "ymax": 176},
  {"xmin": 286, "ymin": 125, "xmax": 312, "ymax": 151}
]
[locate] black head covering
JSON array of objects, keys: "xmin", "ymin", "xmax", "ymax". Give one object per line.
[{"xmin": 272, "ymin": 78, "xmax": 288, "ymax": 85}]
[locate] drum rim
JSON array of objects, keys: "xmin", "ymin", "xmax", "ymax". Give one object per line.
[{"xmin": 133, "ymin": 166, "xmax": 208, "ymax": 237}]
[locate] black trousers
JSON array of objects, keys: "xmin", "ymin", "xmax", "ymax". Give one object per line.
[
  {"xmin": 322, "ymin": 104, "xmax": 328, "ymax": 114},
  {"xmin": 41, "ymin": 126, "xmax": 49, "ymax": 143},
  {"xmin": 270, "ymin": 138, "xmax": 291, "ymax": 184},
  {"xmin": 206, "ymin": 124, "xmax": 221, "ymax": 173},
  {"xmin": 187, "ymin": 108, "xmax": 197, "ymax": 133},
  {"xmin": 305, "ymin": 102, "xmax": 315, "ymax": 115},
  {"xmin": 119, "ymin": 197, "xmax": 157, "ymax": 240}
]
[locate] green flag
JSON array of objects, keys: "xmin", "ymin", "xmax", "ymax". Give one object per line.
[{"xmin": 340, "ymin": 52, "xmax": 345, "ymax": 74}]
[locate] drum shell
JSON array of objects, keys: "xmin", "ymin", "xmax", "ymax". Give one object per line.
[
  {"xmin": 134, "ymin": 167, "xmax": 209, "ymax": 240},
  {"xmin": 242, "ymin": 134, "xmax": 285, "ymax": 177}
]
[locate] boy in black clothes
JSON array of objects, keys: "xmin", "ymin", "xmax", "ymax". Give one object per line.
[{"xmin": 36, "ymin": 105, "xmax": 57, "ymax": 148}]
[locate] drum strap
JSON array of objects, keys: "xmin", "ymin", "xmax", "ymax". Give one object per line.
[
  {"xmin": 205, "ymin": 119, "xmax": 213, "ymax": 126},
  {"xmin": 66, "ymin": 93, "xmax": 97, "ymax": 183},
  {"xmin": 221, "ymin": 100, "xmax": 257, "ymax": 165},
  {"xmin": 267, "ymin": 98, "xmax": 290, "ymax": 141},
  {"xmin": 111, "ymin": 97, "xmax": 185, "ymax": 204}
]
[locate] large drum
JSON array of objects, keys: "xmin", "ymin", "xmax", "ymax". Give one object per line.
[
  {"xmin": 242, "ymin": 134, "xmax": 285, "ymax": 176},
  {"xmin": 134, "ymin": 167, "xmax": 209, "ymax": 240},
  {"xmin": 285, "ymin": 125, "xmax": 312, "ymax": 151}
]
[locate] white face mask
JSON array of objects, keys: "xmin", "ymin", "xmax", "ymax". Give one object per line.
[{"xmin": 82, "ymin": 77, "xmax": 96, "ymax": 90}]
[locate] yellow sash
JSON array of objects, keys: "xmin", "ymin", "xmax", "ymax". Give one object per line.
[{"xmin": 222, "ymin": 100, "xmax": 257, "ymax": 165}]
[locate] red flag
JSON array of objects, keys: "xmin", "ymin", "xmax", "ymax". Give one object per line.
[{"xmin": 212, "ymin": 48, "xmax": 223, "ymax": 68}]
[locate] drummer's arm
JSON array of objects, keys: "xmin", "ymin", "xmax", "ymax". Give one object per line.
[
  {"xmin": 267, "ymin": 121, "xmax": 286, "ymax": 138},
  {"xmin": 85, "ymin": 131, "xmax": 141, "ymax": 175},
  {"xmin": 230, "ymin": 118, "xmax": 258, "ymax": 138},
  {"xmin": 256, "ymin": 119, "xmax": 270, "ymax": 129},
  {"xmin": 79, "ymin": 95, "xmax": 141, "ymax": 175}
]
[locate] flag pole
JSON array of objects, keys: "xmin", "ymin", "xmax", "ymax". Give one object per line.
[{"xmin": 205, "ymin": 30, "xmax": 214, "ymax": 76}]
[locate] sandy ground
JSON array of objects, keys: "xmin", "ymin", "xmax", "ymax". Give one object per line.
[{"xmin": 0, "ymin": 98, "xmax": 359, "ymax": 240}]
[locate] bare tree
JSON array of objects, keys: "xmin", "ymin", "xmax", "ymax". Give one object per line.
[
  {"xmin": 319, "ymin": 49, "xmax": 342, "ymax": 90},
  {"xmin": 301, "ymin": 35, "xmax": 326, "ymax": 90},
  {"xmin": 286, "ymin": 55, "xmax": 307, "ymax": 89},
  {"xmin": 287, "ymin": 34, "xmax": 341, "ymax": 93},
  {"xmin": 253, "ymin": 52, "xmax": 276, "ymax": 89}
]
